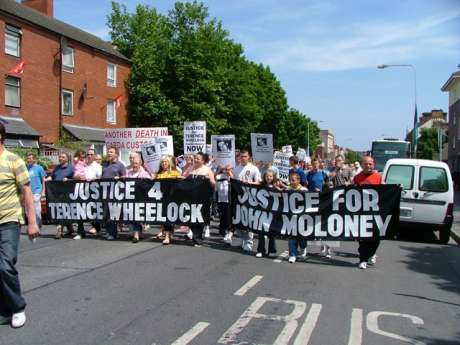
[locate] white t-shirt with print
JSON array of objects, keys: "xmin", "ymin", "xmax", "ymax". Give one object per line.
[{"xmin": 234, "ymin": 163, "xmax": 261, "ymax": 183}]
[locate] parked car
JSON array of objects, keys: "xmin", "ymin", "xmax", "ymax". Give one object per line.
[{"xmin": 382, "ymin": 158, "xmax": 454, "ymax": 243}]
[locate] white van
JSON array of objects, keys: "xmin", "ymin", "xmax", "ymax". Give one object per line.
[{"xmin": 382, "ymin": 158, "xmax": 454, "ymax": 243}]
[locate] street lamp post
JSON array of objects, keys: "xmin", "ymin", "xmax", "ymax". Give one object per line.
[{"xmin": 377, "ymin": 64, "xmax": 418, "ymax": 157}]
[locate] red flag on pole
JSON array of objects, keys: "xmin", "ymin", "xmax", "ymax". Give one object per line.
[
  {"xmin": 114, "ymin": 95, "xmax": 122, "ymax": 109},
  {"xmin": 10, "ymin": 60, "xmax": 26, "ymax": 74}
]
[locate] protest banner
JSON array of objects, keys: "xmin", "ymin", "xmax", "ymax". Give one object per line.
[
  {"xmin": 251, "ymin": 133, "xmax": 273, "ymax": 162},
  {"xmin": 273, "ymin": 151, "xmax": 291, "ymax": 183},
  {"xmin": 231, "ymin": 180, "xmax": 400, "ymax": 240},
  {"xmin": 141, "ymin": 142, "xmax": 162, "ymax": 173},
  {"xmin": 282, "ymin": 145, "xmax": 293, "ymax": 155},
  {"xmin": 184, "ymin": 121, "xmax": 206, "ymax": 154},
  {"xmin": 105, "ymin": 127, "xmax": 168, "ymax": 150},
  {"xmin": 155, "ymin": 136, "xmax": 174, "ymax": 156},
  {"xmin": 212, "ymin": 135, "xmax": 235, "ymax": 167},
  {"xmin": 46, "ymin": 177, "xmax": 213, "ymax": 226}
]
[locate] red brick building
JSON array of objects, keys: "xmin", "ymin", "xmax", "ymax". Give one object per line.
[{"xmin": 0, "ymin": 0, "xmax": 130, "ymax": 152}]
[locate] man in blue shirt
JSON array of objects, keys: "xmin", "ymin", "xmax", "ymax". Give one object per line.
[
  {"xmin": 288, "ymin": 156, "xmax": 306, "ymax": 186},
  {"xmin": 102, "ymin": 147, "xmax": 126, "ymax": 240},
  {"xmin": 47, "ymin": 152, "xmax": 74, "ymax": 239},
  {"xmin": 26, "ymin": 152, "xmax": 46, "ymax": 229},
  {"xmin": 305, "ymin": 158, "xmax": 328, "ymax": 192}
]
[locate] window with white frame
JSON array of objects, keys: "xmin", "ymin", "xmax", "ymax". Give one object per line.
[
  {"xmin": 61, "ymin": 90, "xmax": 74, "ymax": 115},
  {"xmin": 62, "ymin": 46, "xmax": 75, "ymax": 73},
  {"xmin": 5, "ymin": 25, "xmax": 21, "ymax": 57},
  {"xmin": 5, "ymin": 76, "xmax": 21, "ymax": 107},
  {"xmin": 107, "ymin": 63, "xmax": 117, "ymax": 87},
  {"xmin": 107, "ymin": 100, "xmax": 116, "ymax": 123}
]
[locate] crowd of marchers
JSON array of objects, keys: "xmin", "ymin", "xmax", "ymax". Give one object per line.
[{"xmin": 26, "ymin": 146, "xmax": 381, "ymax": 270}]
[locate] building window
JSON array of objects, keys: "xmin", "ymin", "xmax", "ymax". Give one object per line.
[
  {"xmin": 5, "ymin": 76, "xmax": 20, "ymax": 107},
  {"xmin": 107, "ymin": 100, "xmax": 116, "ymax": 123},
  {"xmin": 61, "ymin": 90, "xmax": 74, "ymax": 115},
  {"xmin": 107, "ymin": 63, "xmax": 117, "ymax": 87},
  {"xmin": 5, "ymin": 25, "xmax": 21, "ymax": 57},
  {"xmin": 62, "ymin": 46, "xmax": 74, "ymax": 73}
]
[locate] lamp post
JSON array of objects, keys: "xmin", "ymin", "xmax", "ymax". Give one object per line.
[
  {"xmin": 307, "ymin": 120, "xmax": 323, "ymax": 157},
  {"xmin": 377, "ymin": 64, "xmax": 418, "ymax": 157}
]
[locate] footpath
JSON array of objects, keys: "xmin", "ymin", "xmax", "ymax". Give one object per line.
[{"xmin": 451, "ymin": 191, "xmax": 460, "ymax": 244}]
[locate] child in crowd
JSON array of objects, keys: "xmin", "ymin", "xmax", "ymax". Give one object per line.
[
  {"xmin": 287, "ymin": 172, "xmax": 308, "ymax": 263},
  {"xmin": 255, "ymin": 169, "xmax": 283, "ymax": 257},
  {"xmin": 216, "ymin": 165, "xmax": 233, "ymax": 239}
]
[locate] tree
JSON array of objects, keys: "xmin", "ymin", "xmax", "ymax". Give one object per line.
[
  {"xmin": 107, "ymin": 1, "xmax": 321, "ymax": 153},
  {"xmin": 416, "ymin": 128, "xmax": 438, "ymax": 160},
  {"xmin": 345, "ymin": 150, "xmax": 362, "ymax": 163}
]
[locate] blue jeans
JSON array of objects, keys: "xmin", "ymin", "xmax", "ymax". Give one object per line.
[
  {"xmin": 288, "ymin": 238, "xmax": 307, "ymax": 257},
  {"xmin": 0, "ymin": 222, "xmax": 26, "ymax": 316}
]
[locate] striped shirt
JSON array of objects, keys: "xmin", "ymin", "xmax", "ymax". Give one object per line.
[{"xmin": 0, "ymin": 149, "xmax": 30, "ymax": 225}]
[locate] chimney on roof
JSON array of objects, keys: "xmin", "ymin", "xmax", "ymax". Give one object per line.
[{"xmin": 22, "ymin": 0, "xmax": 53, "ymax": 17}]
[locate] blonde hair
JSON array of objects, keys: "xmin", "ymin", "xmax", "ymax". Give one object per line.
[{"xmin": 158, "ymin": 155, "xmax": 176, "ymax": 173}]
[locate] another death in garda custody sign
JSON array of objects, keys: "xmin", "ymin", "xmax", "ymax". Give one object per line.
[
  {"xmin": 273, "ymin": 151, "xmax": 291, "ymax": 183},
  {"xmin": 184, "ymin": 121, "xmax": 206, "ymax": 154},
  {"xmin": 231, "ymin": 180, "xmax": 400, "ymax": 240},
  {"xmin": 105, "ymin": 127, "xmax": 169, "ymax": 150},
  {"xmin": 46, "ymin": 178, "xmax": 213, "ymax": 226},
  {"xmin": 251, "ymin": 133, "xmax": 273, "ymax": 162},
  {"xmin": 212, "ymin": 135, "xmax": 235, "ymax": 167}
]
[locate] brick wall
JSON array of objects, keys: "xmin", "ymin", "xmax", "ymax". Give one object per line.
[{"xmin": 0, "ymin": 14, "xmax": 129, "ymax": 144}]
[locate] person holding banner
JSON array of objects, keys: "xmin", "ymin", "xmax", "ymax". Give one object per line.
[
  {"xmin": 125, "ymin": 152, "xmax": 151, "ymax": 243},
  {"xmin": 287, "ymin": 172, "xmax": 308, "ymax": 263},
  {"xmin": 289, "ymin": 156, "xmax": 307, "ymax": 186},
  {"xmin": 48, "ymin": 152, "xmax": 75, "ymax": 239},
  {"xmin": 216, "ymin": 165, "xmax": 233, "ymax": 238},
  {"xmin": 154, "ymin": 155, "xmax": 181, "ymax": 245},
  {"xmin": 232, "ymin": 150, "xmax": 261, "ymax": 252},
  {"xmin": 354, "ymin": 156, "xmax": 382, "ymax": 270},
  {"xmin": 101, "ymin": 147, "xmax": 126, "ymax": 241},
  {"xmin": 188, "ymin": 152, "xmax": 215, "ymax": 246},
  {"xmin": 255, "ymin": 169, "xmax": 282, "ymax": 258}
]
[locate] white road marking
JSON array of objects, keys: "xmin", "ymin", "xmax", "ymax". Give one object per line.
[
  {"xmin": 293, "ymin": 303, "xmax": 322, "ymax": 345},
  {"xmin": 367, "ymin": 311, "xmax": 426, "ymax": 345},
  {"xmin": 234, "ymin": 275, "xmax": 263, "ymax": 296},
  {"xmin": 170, "ymin": 322, "xmax": 210, "ymax": 345},
  {"xmin": 347, "ymin": 308, "xmax": 363, "ymax": 345},
  {"xmin": 218, "ymin": 297, "xmax": 306, "ymax": 344},
  {"xmin": 274, "ymin": 250, "xmax": 289, "ymax": 263}
]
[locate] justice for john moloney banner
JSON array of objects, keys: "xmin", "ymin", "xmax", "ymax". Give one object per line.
[
  {"xmin": 184, "ymin": 121, "xmax": 206, "ymax": 154},
  {"xmin": 212, "ymin": 135, "xmax": 235, "ymax": 167},
  {"xmin": 251, "ymin": 133, "xmax": 273, "ymax": 162}
]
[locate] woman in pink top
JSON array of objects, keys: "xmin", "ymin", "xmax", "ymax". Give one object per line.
[
  {"xmin": 125, "ymin": 152, "xmax": 150, "ymax": 242},
  {"xmin": 73, "ymin": 149, "xmax": 87, "ymax": 180}
]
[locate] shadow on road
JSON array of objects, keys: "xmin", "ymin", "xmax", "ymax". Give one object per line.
[
  {"xmin": 395, "ymin": 226, "xmax": 440, "ymax": 244},
  {"xmin": 398, "ymin": 244, "xmax": 460, "ymax": 296},
  {"xmin": 415, "ymin": 331, "xmax": 460, "ymax": 345}
]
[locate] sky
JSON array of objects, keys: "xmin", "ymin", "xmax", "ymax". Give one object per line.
[{"xmin": 53, "ymin": 0, "xmax": 460, "ymax": 151}]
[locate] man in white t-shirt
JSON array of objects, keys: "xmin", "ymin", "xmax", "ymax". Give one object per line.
[
  {"xmin": 84, "ymin": 148, "xmax": 102, "ymax": 181},
  {"xmin": 230, "ymin": 149, "xmax": 261, "ymax": 252}
]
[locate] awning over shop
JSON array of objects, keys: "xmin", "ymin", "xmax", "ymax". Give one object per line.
[
  {"xmin": 0, "ymin": 115, "xmax": 40, "ymax": 136},
  {"xmin": 63, "ymin": 124, "xmax": 105, "ymax": 142},
  {"xmin": 0, "ymin": 116, "xmax": 40, "ymax": 148}
]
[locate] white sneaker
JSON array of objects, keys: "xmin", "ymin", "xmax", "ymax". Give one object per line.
[
  {"xmin": 300, "ymin": 248, "xmax": 308, "ymax": 258},
  {"xmin": 288, "ymin": 256, "xmax": 296, "ymax": 263},
  {"xmin": 321, "ymin": 245, "xmax": 327, "ymax": 256},
  {"xmin": 368, "ymin": 255, "xmax": 377, "ymax": 265},
  {"xmin": 186, "ymin": 230, "xmax": 193, "ymax": 240},
  {"xmin": 359, "ymin": 262, "xmax": 367, "ymax": 270},
  {"xmin": 204, "ymin": 226, "xmax": 210, "ymax": 238},
  {"xmin": 255, "ymin": 252, "xmax": 263, "ymax": 258},
  {"xmin": 326, "ymin": 248, "xmax": 332, "ymax": 259},
  {"xmin": 11, "ymin": 311, "xmax": 26, "ymax": 328},
  {"xmin": 242, "ymin": 244, "xmax": 253, "ymax": 253},
  {"xmin": 73, "ymin": 235, "xmax": 82, "ymax": 240}
]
